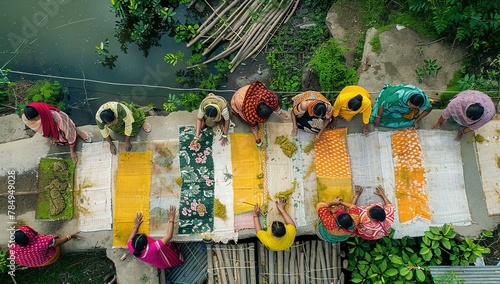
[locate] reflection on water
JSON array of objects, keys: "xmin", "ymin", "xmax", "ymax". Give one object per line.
[{"xmin": 0, "ymin": 0, "xmax": 189, "ymax": 125}]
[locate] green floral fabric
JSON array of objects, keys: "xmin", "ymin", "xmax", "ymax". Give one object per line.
[{"xmin": 178, "ymin": 126, "xmax": 214, "ymax": 234}]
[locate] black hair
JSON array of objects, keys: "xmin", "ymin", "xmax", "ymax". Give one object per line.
[
  {"xmin": 131, "ymin": 234, "xmax": 147, "ymax": 256},
  {"xmin": 369, "ymin": 205, "xmax": 386, "ymax": 221},
  {"xmin": 14, "ymin": 230, "xmax": 29, "ymax": 247},
  {"xmin": 271, "ymin": 221, "xmax": 286, "ymax": 238},
  {"xmin": 24, "ymin": 106, "xmax": 38, "ymax": 120},
  {"xmin": 312, "ymin": 102, "xmax": 327, "ymax": 117},
  {"xmin": 347, "ymin": 95, "xmax": 363, "ymax": 111},
  {"xmin": 336, "ymin": 213, "xmax": 354, "ymax": 229},
  {"xmin": 409, "ymin": 94, "xmax": 424, "ymax": 107},
  {"xmin": 256, "ymin": 102, "xmax": 273, "ymax": 119},
  {"xmin": 466, "ymin": 103, "xmax": 484, "ymax": 120},
  {"xmin": 100, "ymin": 109, "xmax": 116, "ymax": 124},
  {"xmin": 205, "ymin": 105, "xmax": 218, "ymax": 118}
]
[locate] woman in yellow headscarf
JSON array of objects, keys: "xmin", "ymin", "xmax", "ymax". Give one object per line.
[{"xmin": 331, "ymin": 86, "xmax": 372, "ymax": 134}]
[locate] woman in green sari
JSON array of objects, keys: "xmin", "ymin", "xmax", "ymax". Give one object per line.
[
  {"xmin": 370, "ymin": 84, "xmax": 432, "ymax": 128},
  {"xmin": 95, "ymin": 102, "xmax": 151, "ymax": 154}
]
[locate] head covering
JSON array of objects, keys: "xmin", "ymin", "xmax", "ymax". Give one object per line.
[
  {"xmin": 25, "ymin": 102, "xmax": 60, "ymax": 140},
  {"xmin": 9, "ymin": 226, "xmax": 57, "ymax": 267},
  {"xmin": 204, "ymin": 104, "xmax": 221, "ymax": 127}
]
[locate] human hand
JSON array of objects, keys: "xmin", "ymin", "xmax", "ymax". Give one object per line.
[
  {"xmin": 253, "ymin": 203, "xmax": 260, "ymax": 216},
  {"xmin": 220, "ymin": 137, "xmax": 229, "ymax": 146},
  {"xmin": 279, "ymin": 111, "xmax": 289, "ymax": 119},
  {"xmin": 333, "ymin": 197, "xmax": 343, "ymax": 205},
  {"xmin": 412, "ymin": 122, "xmax": 420, "ymax": 130},
  {"xmin": 454, "ymin": 130, "xmax": 464, "ymax": 141},
  {"xmin": 134, "ymin": 212, "xmax": 143, "ymax": 227},
  {"xmin": 71, "ymin": 151, "xmax": 78, "ymax": 164},
  {"xmin": 109, "ymin": 143, "xmax": 117, "ymax": 155},
  {"xmin": 276, "ymin": 198, "xmax": 287, "ymax": 212},
  {"xmin": 292, "ymin": 127, "xmax": 297, "ymax": 136},
  {"xmin": 190, "ymin": 138, "xmax": 199, "ymax": 148},
  {"xmin": 362, "ymin": 125, "xmax": 368, "ymax": 136},
  {"xmin": 125, "ymin": 140, "xmax": 132, "ymax": 151},
  {"xmin": 374, "ymin": 117, "xmax": 380, "ymax": 127},
  {"xmin": 168, "ymin": 205, "xmax": 176, "ymax": 221},
  {"xmin": 374, "ymin": 185, "xmax": 385, "ymax": 197},
  {"xmin": 70, "ymin": 231, "xmax": 84, "ymax": 240},
  {"xmin": 354, "ymin": 185, "xmax": 363, "ymax": 196},
  {"xmin": 431, "ymin": 121, "xmax": 441, "ymax": 130}
]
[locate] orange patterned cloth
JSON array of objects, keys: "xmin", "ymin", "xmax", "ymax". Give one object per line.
[
  {"xmin": 237, "ymin": 81, "xmax": 279, "ymax": 125},
  {"xmin": 392, "ymin": 130, "xmax": 430, "ymax": 223},
  {"xmin": 314, "ymin": 128, "xmax": 353, "ymax": 202},
  {"xmin": 113, "ymin": 152, "xmax": 152, "ymax": 247}
]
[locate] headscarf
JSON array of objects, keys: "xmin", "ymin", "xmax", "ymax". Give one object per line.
[
  {"xmin": 8, "ymin": 226, "xmax": 57, "ymax": 267},
  {"xmin": 26, "ymin": 102, "xmax": 60, "ymax": 140},
  {"xmin": 242, "ymin": 81, "xmax": 279, "ymax": 124}
]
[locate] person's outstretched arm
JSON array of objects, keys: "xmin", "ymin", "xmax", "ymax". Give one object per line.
[
  {"xmin": 374, "ymin": 185, "xmax": 391, "ymax": 205},
  {"xmin": 54, "ymin": 231, "xmax": 83, "ymax": 247},
  {"xmin": 161, "ymin": 206, "xmax": 177, "ymax": 245},
  {"xmin": 276, "ymin": 198, "xmax": 296, "ymax": 227},
  {"xmin": 253, "ymin": 204, "xmax": 262, "ymax": 232},
  {"xmin": 128, "ymin": 212, "xmax": 143, "ymax": 242}
]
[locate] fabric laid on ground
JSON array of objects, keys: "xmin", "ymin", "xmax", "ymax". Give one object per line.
[
  {"xmin": 314, "ymin": 128, "xmax": 353, "ymax": 202},
  {"xmin": 36, "ymin": 157, "xmax": 75, "ymax": 221},
  {"xmin": 133, "ymin": 140, "xmax": 181, "ymax": 237},
  {"xmin": 392, "ymin": 130, "xmax": 430, "ymax": 223},
  {"xmin": 419, "ymin": 130, "xmax": 471, "ymax": 225},
  {"xmin": 178, "ymin": 126, "xmax": 215, "ymax": 235},
  {"xmin": 473, "ymin": 118, "xmax": 500, "ymax": 215},
  {"xmin": 201, "ymin": 127, "xmax": 237, "ymax": 243},
  {"xmin": 113, "ymin": 151, "xmax": 152, "ymax": 247},
  {"xmin": 292, "ymin": 130, "xmax": 318, "ymax": 227},
  {"xmin": 76, "ymin": 142, "xmax": 116, "ymax": 231},
  {"xmin": 265, "ymin": 122, "xmax": 298, "ymax": 227}
]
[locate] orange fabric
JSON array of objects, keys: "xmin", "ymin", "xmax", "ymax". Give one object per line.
[
  {"xmin": 314, "ymin": 128, "xmax": 353, "ymax": 202},
  {"xmin": 231, "ymin": 133, "xmax": 264, "ymax": 214},
  {"xmin": 113, "ymin": 152, "xmax": 152, "ymax": 247},
  {"xmin": 392, "ymin": 130, "xmax": 430, "ymax": 223}
]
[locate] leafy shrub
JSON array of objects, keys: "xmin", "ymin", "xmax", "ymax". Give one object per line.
[
  {"xmin": 17, "ymin": 80, "xmax": 68, "ymax": 115},
  {"xmin": 308, "ymin": 38, "xmax": 358, "ymax": 97}
]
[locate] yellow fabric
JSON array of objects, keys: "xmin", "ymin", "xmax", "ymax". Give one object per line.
[
  {"xmin": 231, "ymin": 133, "xmax": 264, "ymax": 214},
  {"xmin": 113, "ymin": 151, "xmax": 152, "ymax": 247},
  {"xmin": 333, "ymin": 86, "xmax": 372, "ymax": 124},
  {"xmin": 392, "ymin": 130, "xmax": 430, "ymax": 223},
  {"xmin": 314, "ymin": 128, "xmax": 353, "ymax": 202}
]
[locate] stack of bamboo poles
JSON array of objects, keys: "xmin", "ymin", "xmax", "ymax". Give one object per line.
[
  {"xmin": 187, "ymin": 0, "xmax": 300, "ymax": 72},
  {"xmin": 207, "ymin": 243, "xmax": 256, "ymax": 284},
  {"xmin": 258, "ymin": 240, "xmax": 344, "ymax": 284}
]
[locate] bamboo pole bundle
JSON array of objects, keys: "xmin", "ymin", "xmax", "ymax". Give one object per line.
[
  {"xmin": 221, "ymin": 246, "xmax": 235, "ymax": 284},
  {"xmin": 207, "ymin": 244, "xmax": 214, "ymax": 284},
  {"xmin": 197, "ymin": 1, "xmax": 227, "ymax": 32}
]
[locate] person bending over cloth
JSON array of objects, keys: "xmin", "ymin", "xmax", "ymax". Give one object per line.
[{"xmin": 253, "ymin": 198, "xmax": 296, "ymax": 251}]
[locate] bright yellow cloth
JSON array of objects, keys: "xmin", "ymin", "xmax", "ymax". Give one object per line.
[
  {"xmin": 231, "ymin": 133, "xmax": 264, "ymax": 214},
  {"xmin": 113, "ymin": 151, "xmax": 152, "ymax": 247},
  {"xmin": 256, "ymin": 224, "xmax": 296, "ymax": 251},
  {"xmin": 392, "ymin": 130, "xmax": 430, "ymax": 223},
  {"xmin": 333, "ymin": 86, "xmax": 372, "ymax": 124},
  {"xmin": 314, "ymin": 128, "xmax": 353, "ymax": 202}
]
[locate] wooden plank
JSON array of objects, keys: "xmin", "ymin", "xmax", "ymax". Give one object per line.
[
  {"xmin": 269, "ymin": 249, "xmax": 275, "ymax": 284},
  {"xmin": 249, "ymin": 243, "xmax": 256, "ymax": 284},
  {"xmin": 324, "ymin": 241, "xmax": 332, "ymax": 281},
  {"xmin": 207, "ymin": 244, "xmax": 214, "ymax": 284},
  {"xmin": 299, "ymin": 250, "xmax": 305, "ymax": 284},
  {"xmin": 215, "ymin": 245, "xmax": 228, "ymax": 284},
  {"xmin": 310, "ymin": 240, "xmax": 317, "ymax": 284},
  {"xmin": 222, "ymin": 246, "xmax": 235, "ymax": 284},
  {"xmin": 332, "ymin": 243, "xmax": 338, "ymax": 282},
  {"xmin": 277, "ymin": 250, "xmax": 284, "ymax": 284},
  {"xmin": 286, "ymin": 245, "xmax": 293, "ymax": 284},
  {"xmin": 238, "ymin": 244, "xmax": 246, "ymax": 284},
  {"xmin": 259, "ymin": 243, "xmax": 266, "ymax": 283}
]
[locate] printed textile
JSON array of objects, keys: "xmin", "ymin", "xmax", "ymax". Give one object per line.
[{"xmin": 178, "ymin": 126, "xmax": 215, "ymax": 234}]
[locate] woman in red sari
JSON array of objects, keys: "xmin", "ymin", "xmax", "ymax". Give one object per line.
[
  {"xmin": 127, "ymin": 206, "xmax": 184, "ymax": 269},
  {"xmin": 22, "ymin": 102, "xmax": 92, "ymax": 163},
  {"xmin": 8, "ymin": 226, "xmax": 81, "ymax": 267}
]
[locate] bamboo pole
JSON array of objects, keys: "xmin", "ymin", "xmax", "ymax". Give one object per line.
[
  {"xmin": 201, "ymin": 0, "xmax": 252, "ymax": 45},
  {"xmin": 277, "ymin": 250, "xmax": 284, "ymax": 284},
  {"xmin": 215, "ymin": 246, "xmax": 228, "ymax": 284},
  {"xmin": 269, "ymin": 248, "xmax": 275, "ymax": 284},
  {"xmin": 318, "ymin": 241, "xmax": 328, "ymax": 283},
  {"xmin": 299, "ymin": 250, "xmax": 305, "ymax": 284},
  {"xmin": 197, "ymin": 1, "xmax": 227, "ymax": 32},
  {"xmin": 289, "ymin": 244, "xmax": 295, "ymax": 284},
  {"xmin": 249, "ymin": 243, "xmax": 256, "ymax": 284},
  {"xmin": 213, "ymin": 252, "xmax": 222, "ymax": 284},
  {"xmin": 333, "ymin": 243, "xmax": 338, "ymax": 282},
  {"xmin": 207, "ymin": 244, "xmax": 214, "ymax": 284},
  {"xmin": 222, "ymin": 246, "xmax": 235, "ymax": 284},
  {"xmin": 283, "ymin": 0, "xmax": 300, "ymax": 24},
  {"xmin": 325, "ymin": 242, "xmax": 332, "ymax": 281},
  {"xmin": 310, "ymin": 240, "xmax": 317, "ymax": 284},
  {"xmin": 238, "ymin": 245, "xmax": 246, "ymax": 284},
  {"xmin": 284, "ymin": 248, "xmax": 290, "ymax": 284}
]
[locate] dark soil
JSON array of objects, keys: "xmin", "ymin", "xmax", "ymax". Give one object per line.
[{"xmin": 480, "ymin": 223, "xmax": 500, "ymax": 265}]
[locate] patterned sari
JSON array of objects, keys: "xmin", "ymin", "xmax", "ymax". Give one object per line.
[
  {"xmin": 8, "ymin": 226, "xmax": 58, "ymax": 267},
  {"xmin": 369, "ymin": 84, "xmax": 431, "ymax": 128},
  {"xmin": 95, "ymin": 102, "xmax": 146, "ymax": 138},
  {"xmin": 231, "ymin": 81, "xmax": 279, "ymax": 126},
  {"xmin": 356, "ymin": 203, "xmax": 395, "ymax": 240},
  {"xmin": 292, "ymin": 91, "xmax": 333, "ymax": 133},
  {"xmin": 316, "ymin": 203, "xmax": 359, "ymax": 243},
  {"xmin": 127, "ymin": 236, "xmax": 184, "ymax": 269}
]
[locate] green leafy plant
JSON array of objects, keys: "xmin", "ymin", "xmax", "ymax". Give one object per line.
[
  {"xmin": 16, "ymin": 80, "xmax": 68, "ymax": 115},
  {"xmin": 0, "ymin": 248, "xmax": 8, "ymax": 274},
  {"xmin": 415, "ymin": 58, "xmax": 442, "ymax": 83},
  {"xmin": 173, "ymin": 22, "xmax": 201, "ymax": 51},
  {"xmin": 164, "ymin": 51, "xmax": 184, "ymax": 66},
  {"xmin": 162, "ymin": 94, "xmax": 180, "ymax": 112},
  {"xmin": 308, "ymin": 38, "xmax": 358, "ymax": 96},
  {"xmin": 179, "ymin": 92, "xmax": 204, "ymax": 112},
  {"xmin": 95, "ymin": 39, "xmax": 118, "ymax": 69}
]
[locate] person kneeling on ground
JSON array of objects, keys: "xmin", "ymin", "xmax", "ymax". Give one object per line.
[
  {"xmin": 432, "ymin": 90, "xmax": 496, "ymax": 141},
  {"xmin": 22, "ymin": 102, "xmax": 92, "ymax": 163},
  {"xmin": 353, "ymin": 185, "xmax": 395, "ymax": 240},
  {"xmin": 331, "ymin": 85, "xmax": 372, "ymax": 135},
  {"xmin": 191, "ymin": 93, "xmax": 233, "ymax": 147},
  {"xmin": 231, "ymin": 81, "xmax": 288, "ymax": 147},
  {"xmin": 291, "ymin": 90, "xmax": 333, "ymax": 140},
  {"xmin": 253, "ymin": 198, "xmax": 296, "ymax": 251},
  {"xmin": 9, "ymin": 225, "xmax": 82, "ymax": 267},
  {"xmin": 128, "ymin": 206, "xmax": 184, "ymax": 269},
  {"xmin": 95, "ymin": 101, "xmax": 151, "ymax": 155},
  {"xmin": 316, "ymin": 196, "xmax": 360, "ymax": 243}
]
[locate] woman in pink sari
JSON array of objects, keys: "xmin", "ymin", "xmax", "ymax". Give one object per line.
[
  {"xmin": 22, "ymin": 102, "xmax": 92, "ymax": 163},
  {"xmin": 127, "ymin": 206, "xmax": 184, "ymax": 269},
  {"xmin": 8, "ymin": 225, "xmax": 81, "ymax": 267},
  {"xmin": 354, "ymin": 186, "xmax": 395, "ymax": 240}
]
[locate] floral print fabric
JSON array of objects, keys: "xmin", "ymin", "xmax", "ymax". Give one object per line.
[{"xmin": 178, "ymin": 126, "xmax": 214, "ymax": 234}]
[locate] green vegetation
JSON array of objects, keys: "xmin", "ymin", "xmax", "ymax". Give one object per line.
[
  {"xmin": 308, "ymin": 39, "xmax": 358, "ymax": 99},
  {"xmin": 14, "ymin": 80, "xmax": 68, "ymax": 115},
  {"xmin": 95, "ymin": 39, "xmax": 118, "ymax": 69},
  {"xmin": 347, "ymin": 224, "xmax": 491, "ymax": 283}
]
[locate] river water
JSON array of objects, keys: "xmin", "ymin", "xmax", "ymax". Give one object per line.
[{"xmin": 0, "ymin": 0, "xmax": 190, "ymax": 125}]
